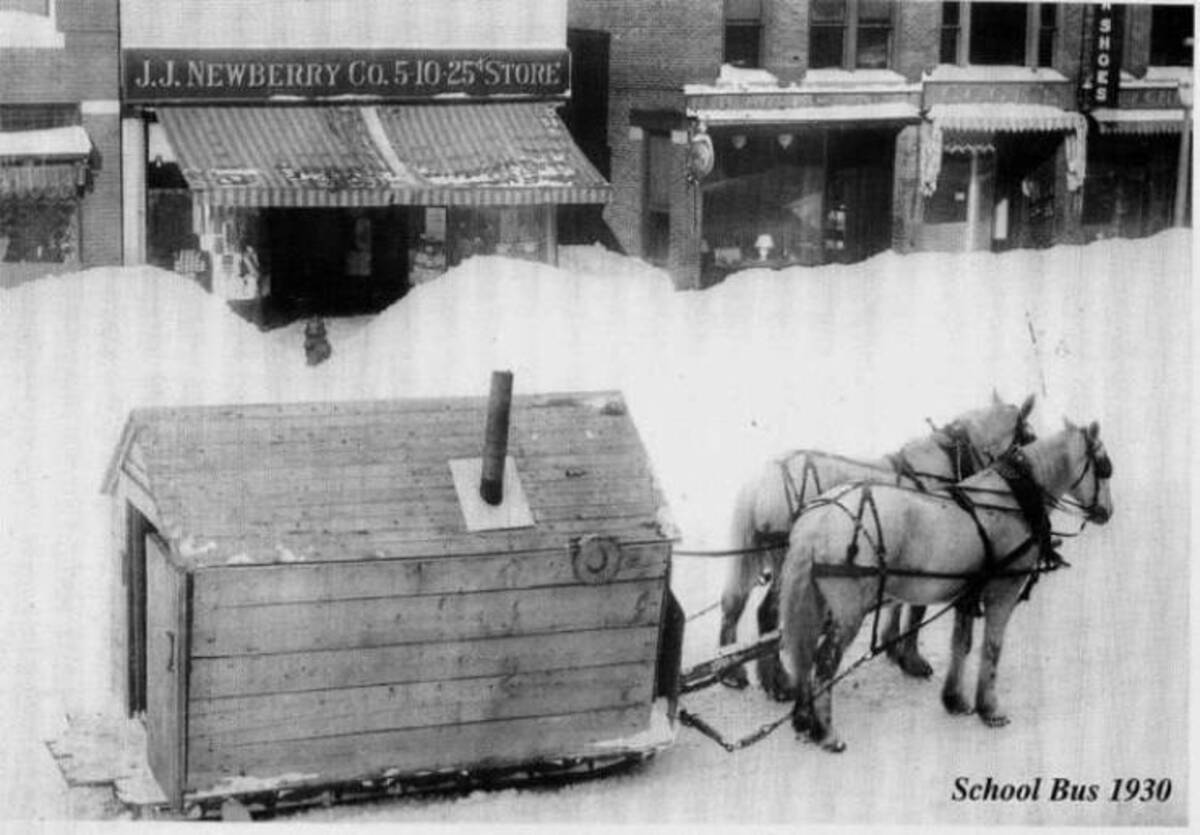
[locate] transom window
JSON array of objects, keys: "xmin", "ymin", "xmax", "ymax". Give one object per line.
[{"xmin": 810, "ymin": 0, "xmax": 893, "ymax": 70}]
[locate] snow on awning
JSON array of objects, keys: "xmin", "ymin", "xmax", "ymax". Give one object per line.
[
  {"xmin": 1091, "ymin": 108, "xmax": 1188, "ymax": 135},
  {"xmin": 0, "ymin": 126, "xmax": 93, "ymax": 200},
  {"xmin": 921, "ymin": 104, "xmax": 1088, "ymax": 196},
  {"xmin": 0, "ymin": 126, "xmax": 91, "ymax": 159},
  {"xmin": 373, "ymin": 103, "xmax": 611, "ymax": 206},
  {"xmin": 159, "ymin": 104, "xmax": 610, "ymax": 209},
  {"xmin": 691, "ymin": 102, "xmax": 920, "ymax": 127}
]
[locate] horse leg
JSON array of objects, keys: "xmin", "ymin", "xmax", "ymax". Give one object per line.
[
  {"xmin": 808, "ymin": 590, "xmax": 866, "ymax": 753},
  {"xmin": 941, "ymin": 604, "xmax": 975, "ymax": 715},
  {"xmin": 892, "ymin": 605, "xmax": 934, "ymax": 678},
  {"xmin": 755, "ymin": 579, "xmax": 794, "ymax": 700},
  {"xmin": 809, "ymin": 614, "xmax": 860, "ymax": 753},
  {"xmin": 779, "ymin": 549, "xmax": 821, "ymax": 738},
  {"xmin": 718, "ymin": 552, "xmax": 757, "ymax": 688},
  {"xmin": 974, "ymin": 591, "xmax": 1020, "ymax": 727}
]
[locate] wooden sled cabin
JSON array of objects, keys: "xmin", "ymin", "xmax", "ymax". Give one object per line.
[{"xmin": 102, "ymin": 385, "xmax": 683, "ymax": 812}]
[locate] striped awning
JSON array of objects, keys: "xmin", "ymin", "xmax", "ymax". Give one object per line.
[
  {"xmin": 158, "ymin": 104, "xmax": 610, "ymax": 208},
  {"xmin": 0, "ymin": 159, "xmax": 88, "ymax": 199},
  {"xmin": 0, "ymin": 127, "xmax": 93, "ymax": 199},
  {"xmin": 1091, "ymin": 108, "xmax": 1188, "ymax": 135}
]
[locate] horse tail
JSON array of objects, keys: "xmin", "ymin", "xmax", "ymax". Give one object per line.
[
  {"xmin": 719, "ymin": 476, "xmax": 765, "ymax": 647},
  {"xmin": 778, "ymin": 534, "xmax": 824, "ymax": 693}
]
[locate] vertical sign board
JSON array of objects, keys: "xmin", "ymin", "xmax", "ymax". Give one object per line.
[{"xmin": 1087, "ymin": 3, "xmax": 1124, "ymax": 110}]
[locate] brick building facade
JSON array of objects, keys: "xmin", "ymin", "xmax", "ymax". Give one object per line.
[
  {"xmin": 0, "ymin": 0, "xmax": 122, "ymax": 286},
  {"xmin": 569, "ymin": 0, "xmax": 1193, "ymax": 289}
]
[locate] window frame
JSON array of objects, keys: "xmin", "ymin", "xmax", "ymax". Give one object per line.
[
  {"xmin": 724, "ymin": 0, "xmax": 764, "ymax": 68},
  {"xmin": 809, "ymin": 0, "xmax": 895, "ymax": 71},
  {"xmin": 1149, "ymin": 4, "xmax": 1194, "ymax": 67},
  {"xmin": 941, "ymin": 1, "xmax": 1058, "ymax": 68}
]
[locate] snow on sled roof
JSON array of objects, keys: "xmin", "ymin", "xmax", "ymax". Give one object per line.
[{"xmin": 103, "ymin": 393, "xmax": 673, "ymax": 568}]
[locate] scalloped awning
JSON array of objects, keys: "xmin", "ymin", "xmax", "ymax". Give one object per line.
[{"xmin": 921, "ymin": 104, "xmax": 1089, "ymax": 196}]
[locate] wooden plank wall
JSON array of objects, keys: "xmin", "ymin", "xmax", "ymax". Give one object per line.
[{"xmin": 184, "ymin": 542, "xmax": 670, "ymax": 790}]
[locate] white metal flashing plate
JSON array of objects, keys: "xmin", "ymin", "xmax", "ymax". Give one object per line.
[{"xmin": 449, "ymin": 456, "xmax": 535, "ymax": 532}]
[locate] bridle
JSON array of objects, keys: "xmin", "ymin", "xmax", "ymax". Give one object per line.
[{"xmin": 1052, "ymin": 431, "xmax": 1113, "ymax": 523}]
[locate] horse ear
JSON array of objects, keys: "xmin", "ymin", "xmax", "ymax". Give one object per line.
[
  {"xmin": 1020, "ymin": 394, "xmax": 1035, "ymax": 418},
  {"xmin": 992, "ymin": 388, "xmax": 1003, "ymax": 405},
  {"xmin": 1062, "ymin": 416, "xmax": 1077, "ymax": 430},
  {"xmin": 1087, "ymin": 421, "xmax": 1100, "ymax": 439}
]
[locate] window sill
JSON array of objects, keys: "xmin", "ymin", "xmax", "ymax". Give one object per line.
[{"xmin": 923, "ymin": 65, "xmax": 1068, "ymax": 84}]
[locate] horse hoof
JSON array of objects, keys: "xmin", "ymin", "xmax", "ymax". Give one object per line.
[
  {"xmin": 821, "ymin": 737, "xmax": 846, "ymax": 754},
  {"xmin": 899, "ymin": 655, "xmax": 934, "ymax": 679},
  {"xmin": 941, "ymin": 692, "xmax": 974, "ymax": 715},
  {"xmin": 979, "ymin": 712, "xmax": 1010, "ymax": 728}
]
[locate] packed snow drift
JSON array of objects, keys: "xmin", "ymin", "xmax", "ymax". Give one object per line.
[{"xmin": 0, "ymin": 230, "xmax": 1190, "ymax": 825}]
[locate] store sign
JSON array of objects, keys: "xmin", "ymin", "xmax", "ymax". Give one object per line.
[
  {"xmin": 1086, "ymin": 4, "xmax": 1124, "ymax": 109},
  {"xmin": 123, "ymin": 48, "xmax": 570, "ymax": 103}
]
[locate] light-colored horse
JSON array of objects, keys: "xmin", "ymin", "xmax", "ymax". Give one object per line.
[
  {"xmin": 778, "ymin": 420, "xmax": 1113, "ymax": 752},
  {"xmin": 721, "ymin": 393, "xmax": 1037, "ymax": 691}
]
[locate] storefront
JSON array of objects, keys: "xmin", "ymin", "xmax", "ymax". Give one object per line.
[
  {"xmin": 1083, "ymin": 73, "xmax": 1191, "ymax": 242},
  {"xmin": 121, "ymin": 5, "xmax": 610, "ymax": 323},
  {"xmin": 684, "ymin": 72, "xmax": 921, "ymax": 286},
  {"xmin": 918, "ymin": 71, "xmax": 1086, "ymax": 253},
  {"xmin": 0, "ymin": 123, "xmax": 94, "ymax": 277}
]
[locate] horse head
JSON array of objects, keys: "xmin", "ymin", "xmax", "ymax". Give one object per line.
[{"xmin": 1059, "ymin": 418, "xmax": 1114, "ymax": 525}]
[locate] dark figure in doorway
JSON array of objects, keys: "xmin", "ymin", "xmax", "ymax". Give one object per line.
[{"xmin": 304, "ymin": 316, "xmax": 332, "ymax": 366}]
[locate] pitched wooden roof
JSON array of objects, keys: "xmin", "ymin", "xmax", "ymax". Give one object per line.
[{"xmin": 103, "ymin": 392, "xmax": 673, "ymax": 568}]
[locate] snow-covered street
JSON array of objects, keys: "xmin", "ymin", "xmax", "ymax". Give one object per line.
[{"xmin": 0, "ymin": 231, "xmax": 1190, "ymax": 825}]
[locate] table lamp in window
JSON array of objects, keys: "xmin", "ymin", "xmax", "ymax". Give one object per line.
[{"xmin": 754, "ymin": 233, "xmax": 775, "ymax": 261}]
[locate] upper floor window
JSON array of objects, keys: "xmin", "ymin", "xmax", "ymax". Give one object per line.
[
  {"xmin": 969, "ymin": 2, "xmax": 1027, "ymax": 65},
  {"xmin": 724, "ymin": 0, "xmax": 764, "ymax": 68},
  {"xmin": 1150, "ymin": 4, "xmax": 1194, "ymax": 66},
  {"xmin": 941, "ymin": 2, "xmax": 1055, "ymax": 68},
  {"xmin": 810, "ymin": 0, "xmax": 893, "ymax": 70},
  {"xmin": 1036, "ymin": 3, "xmax": 1057, "ymax": 68}
]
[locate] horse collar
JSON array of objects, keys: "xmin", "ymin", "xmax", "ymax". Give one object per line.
[{"xmin": 994, "ymin": 449, "xmax": 1055, "ymax": 561}]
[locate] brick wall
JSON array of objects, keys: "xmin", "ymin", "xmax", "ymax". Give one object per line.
[
  {"xmin": 570, "ymin": 0, "xmax": 723, "ymax": 91},
  {"xmin": 894, "ymin": 1, "xmax": 941, "ymax": 81},
  {"xmin": 0, "ymin": 0, "xmax": 119, "ymax": 103},
  {"xmin": 761, "ymin": 0, "xmax": 807, "ymax": 82},
  {"xmin": 1120, "ymin": 3, "xmax": 1152, "ymax": 78},
  {"xmin": 80, "ymin": 110, "xmax": 123, "ymax": 266}
]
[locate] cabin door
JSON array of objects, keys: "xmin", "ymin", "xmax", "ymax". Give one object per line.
[{"xmin": 145, "ymin": 533, "xmax": 187, "ymax": 808}]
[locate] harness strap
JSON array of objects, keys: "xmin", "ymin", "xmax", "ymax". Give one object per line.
[
  {"xmin": 886, "ymin": 451, "xmax": 927, "ymax": 492},
  {"xmin": 993, "ymin": 448, "xmax": 1061, "ymax": 601}
]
